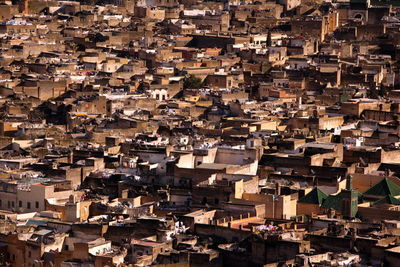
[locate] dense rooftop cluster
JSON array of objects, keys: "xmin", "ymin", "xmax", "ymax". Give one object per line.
[{"xmin": 1, "ymin": 0, "xmax": 400, "ymax": 266}]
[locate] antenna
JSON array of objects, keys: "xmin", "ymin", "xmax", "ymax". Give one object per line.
[{"xmin": 359, "ymin": 157, "xmax": 366, "ymax": 167}]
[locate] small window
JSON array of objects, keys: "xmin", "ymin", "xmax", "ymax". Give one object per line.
[
  {"xmin": 35, "ymin": 201, "xmax": 39, "ymax": 209},
  {"xmin": 27, "ymin": 202, "xmax": 31, "ymax": 209},
  {"xmin": 19, "ymin": 201, "xmax": 22, "ymax": 207},
  {"xmin": 28, "ymin": 251, "xmax": 31, "ymax": 258}
]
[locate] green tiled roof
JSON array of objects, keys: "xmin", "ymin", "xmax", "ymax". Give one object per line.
[
  {"xmin": 298, "ymin": 187, "xmax": 327, "ymax": 205},
  {"xmin": 370, "ymin": 0, "xmax": 400, "ymax": 6},
  {"xmin": 321, "ymin": 191, "xmax": 363, "ymax": 211},
  {"xmin": 373, "ymin": 195, "xmax": 400, "ymax": 206},
  {"xmin": 351, "ymin": 0, "xmax": 400, "ymax": 6},
  {"xmin": 364, "ymin": 178, "xmax": 400, "ymax": 197},
  {"xmin": 321, "ymin": 193, "xmax": 341, "ymax": 210}
]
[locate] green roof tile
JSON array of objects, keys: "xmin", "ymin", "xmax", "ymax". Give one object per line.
[
  {"xmin": 321, "ymin": 193, "xmax": 341, "ymax": 210},
  {"xmin": 321, "ymin": 191, "xmax": 363, "ymax": 211},
  {"xmin": 370, "ymin": 0, "xmax": 400, "ymax": 6},
  {"xmin": 364, "ymin": 178, "xmax": 400, "ymax": 197},
  {"xmin": 298, "ymin": 187, "xmax": 327, "ymax": 205},
  {"xmin": 373, "ymin": 195, "xmax": 400, "ymax": 206}
]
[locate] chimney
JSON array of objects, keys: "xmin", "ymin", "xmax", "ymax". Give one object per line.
[
  {"xmin": 275, "ymin": 183, "xmax": 281, "ymax": 195},
  {"xmin": 68, "ymin": 150, "xmax": 73, "ymax": 164}
]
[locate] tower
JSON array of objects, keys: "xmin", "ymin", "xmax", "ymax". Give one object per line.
[{"xmin": 340, "ymin": 175, "xmax": 358, "ymax": 219}]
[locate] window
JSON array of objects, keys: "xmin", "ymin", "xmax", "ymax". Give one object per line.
[
  {"xmin": 27, "ymin": 202, "xmax": 31, "ymax": 209},
  {"xmin": 19, "ymin": 201, "xmax": 22, "ymax": 208},
  {"xmin": 7, "ymin": 201, "xmax": 10, "ymax": 208},
  {"xmin": 35, "ymin": 202, "xmax": 39, "ymax": 209},
  {"xmin": 0, "ymin": 199, "xmax": 2, "ymax": 207},
  {"xmin": 11, "ymin": 201, "xmax": 14, "ymax": 208},
  {"xmin": 28, "ymin": 251, "xmax": 31, "ymax": 258}
]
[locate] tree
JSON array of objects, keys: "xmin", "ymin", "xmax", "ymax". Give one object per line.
[{"xmin": 183, "ymin": 75, "xmax": 203, "ymax": 89}]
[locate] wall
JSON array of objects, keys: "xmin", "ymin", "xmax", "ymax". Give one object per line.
[
  {"xmin": 194, "ymin": 223, "xmax": 252, "ymax": 243},
  {"xmin": 319, "ymin": 116, "xmax": 344, "ymax": 130},
  {"xmin": 308, "ymin": 234, "xmax": 353, "ymax": 252},
  {"xmin": 214, "ymin": 147, "xmax": 258, "ymax": 165},
  {"xmin": 17, "ymin": 184, "xmax": 73, "ymax": 213},
  {"xmin": 358, "ymin": 207, "xmax": 400, "ymax": 222},
  {"xmin": 297, "ymin": 203, "xmax": 323, "ymax": 216},
  {"xmin": 242, "ymin": 193, "xmax": 297, "ymax": 219}
]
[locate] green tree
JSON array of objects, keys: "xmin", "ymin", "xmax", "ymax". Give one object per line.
[{"xmin": 183, "ymin": 75, "xmax": 203, "ymax": 89}]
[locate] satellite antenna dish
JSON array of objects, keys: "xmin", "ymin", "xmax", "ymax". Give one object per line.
[{"xmin": 359, "ymin": 157, "xmax": 366, "ymax": 167}]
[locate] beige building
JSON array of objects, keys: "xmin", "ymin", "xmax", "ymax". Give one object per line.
[
  {"xmin": 0, "ymin": 181, "xmax": 74, "ymax": 213},
  {"xmin": 242, "ymin": 192, "xmax": 297, "ymax": 219}
]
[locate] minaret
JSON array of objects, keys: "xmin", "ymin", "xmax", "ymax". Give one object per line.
[{"xmin": 340, "ymin": 175, "xmax": 358, "ymax": 219}]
